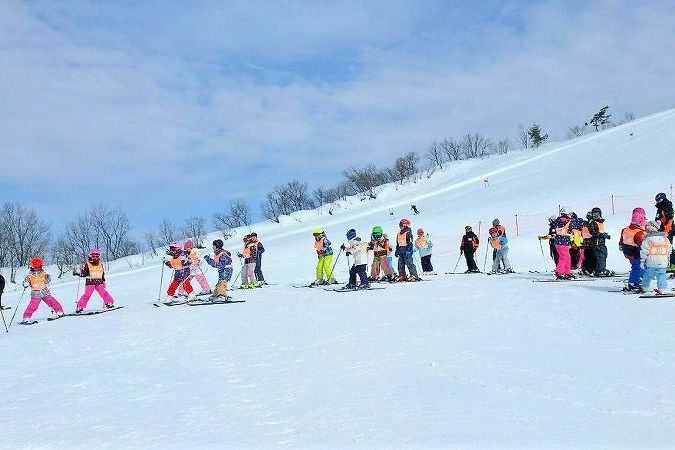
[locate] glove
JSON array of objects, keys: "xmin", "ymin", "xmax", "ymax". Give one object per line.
[
  {"xmin": 340, "ymin": 244, "xmax": 346, "ymax": 250},
  {"xmin": 237, "ymin": 253, "xmax": 244, "ymax": 258},
  {"xmin": 346, "ymin": 251, "xmax": 352, "ymax": 257},
  {"xmin": 603, "ymin": 233, "xmax": 611, "ymax": 240},
  {"xmin": 164, "ymin": 261, "xmax": 171, "ymax": 268}
]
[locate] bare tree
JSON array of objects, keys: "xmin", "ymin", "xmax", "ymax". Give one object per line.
[
  {"xmin": 64, "ymin": 214, "xmax": 96, "ymax": 264},
  {"xmin": 342, "ymin": 165, "xmax": 390, "ymax": 199},
  {"xmin": 158, "ymin": 219, "xmax": 179, "ymax": 246},
  {"xmin": 259, "ymin": 180, "xmax": 316, "ymax": 222},
  {"xmin": 392, "ymin": 152, "xmax": 420, "ymax": 184},
  {"xmin": 51, "ymin": 235, "xmax": 76, "ymax": 278},
  {"xmin": 496, "ymin": 139, "xmax": 512, "ymax": 155},
  {"xmin": 439, "ymin": 138, "xmax": 463, "ymax": 161},
  {"xmin": 182, "ymin": 216, "xmax": 207, "ymax": 248},
  {"xmin": 517, "ymin": 124, "xmax": 529, "ymax": 149},
  {"xmin": 425, "ymin": 141, "xmax": 445, "ymax": 169},
  {"xmin": 2, "ymin": 202, "xmax": 51, "ymax": 282},
  {"xmin": 143, "ymin": 231, "xmax": 160, "ymax": 256},
  {"xmin": 89, "ymin": 203, "xmax": 132, "ymax": 260},
  {"xmin": 462, "ymin": 133, "xmax": 492, "ymax": 159},
  {"xmin": 623, "ymin": 112, "xmax": 635, "ymax": 122},
  {"xmin": 566, "ymin": 124, "xmax": 589, "ymax": 140},
  {"xmin": 213, "ymin": 199, "xmax": 252, "ymax": 236}
]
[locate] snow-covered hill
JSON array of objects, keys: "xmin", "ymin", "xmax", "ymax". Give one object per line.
[{"xmin": 3, "ymin": 109, "xmax": 675, "ymax": 449}]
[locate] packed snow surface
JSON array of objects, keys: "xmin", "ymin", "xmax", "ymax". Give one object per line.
[{"xmin": 2, "ymin": 109, "xmax": 675, "ymax": 449}]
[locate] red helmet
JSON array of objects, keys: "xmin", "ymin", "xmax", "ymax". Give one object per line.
[
  {"xmin": 29, "ymin": 257, "xmax": 44, "ymax": 270},
  {"xmin": 399, "ymin": 218, "xmax": 411, "ymax": 227},
  {"xmin": 417, "ymin": 228, "xmax": 424, "ymax": 235},
  {"xmin": 489, "ymin": 227, "xmax": 498, "ymax": 235}
]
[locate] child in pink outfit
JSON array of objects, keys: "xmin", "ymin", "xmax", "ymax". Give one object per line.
[
  {"xmin": 178, "ymin": 239, "xmax": 211, "ymax": 296},
  {"xmin": 74, "ymin": 248, "xmax": 115, "ymax": 313},
  {"xmin": 22, "ymin": 257, "xmax": 64, "ymax": 323}
]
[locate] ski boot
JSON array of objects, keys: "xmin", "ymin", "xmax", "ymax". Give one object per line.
[
  {"xmin": 505, "ymin": 268, "xmax": 516, "ymax": 274},
  {"xmin": 408, "ymin": 275, "xmax": 422, "ymax": 282},
  {"xmin": 75, "ymin": 307, "xmax": 84, "ymax": 314},
  {"xmin": 103, "ymin": 303, "xmax": 116, "ymax": 310},
  {"xmin": 198, "ymin": 290, "xmax": 212, "ymax": 296},
  {"xmin": 396, "ymin": 275, "xmax": 408, "ymax": 282},
  {"xmin": 343, "ymin": 283, "xmax": 357, "ymax": 290},
  {"xmin": 357, "ymin": 283, "xmax": 371, "ymax": 290}
]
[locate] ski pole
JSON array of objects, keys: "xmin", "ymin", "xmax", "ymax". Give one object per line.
[
  {"xmin": 482, "ymin": 241, "xmax": 491, "ymax": 273},
  {"xmin": 232, "ymin": 256, "xmax": 245, "ymax": 287},
  {"xmin": 8, "ymin": 287, "xmax": 27, "ymax": 329},
  {"xmin": 452, "ymin": 254, "xmax": 462, "ymax": 274},
  {"xmin": 0, "ymin": 306, "xmax": 8, "ymax": 333},
  {"xmin": 74, "ymin": 270, "xmax": 83, "ymax": 307},
  {"xmin": 157, "ymin": 260, "xmax": 166, "ymax": 301},
  {"xmin": 328, "ymin": 247, "xmax": 344, "ymax": 281},
  {"xmin": 538, "ymin": 239, "xmax": 549, "ymax": 271}
]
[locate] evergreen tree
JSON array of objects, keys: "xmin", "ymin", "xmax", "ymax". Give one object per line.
[
  {"xmin": 528, "ymin": 123, "xmax": 549, "ymax": 148},
  {"xmin": 587, "ymin": 106, "xmax": 611, "ymax": 131}
]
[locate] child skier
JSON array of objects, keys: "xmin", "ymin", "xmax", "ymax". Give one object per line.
[
  {"xmin": 250, "ymin": 232, "xmax": 266, "ymax": 285},
  {"xmin": 311, "ymin": 228, "xmax": 337, "ymax": 286},
  {"xmin": 21, "ymin": 257, "xmax": 65, "ymax": 323},
  {"xmin": 204, "ymin": 239, "xmax": 233, "ymax": 299},
  {"xmin": 341, "ymin": 229, "xmax": 370, "ymax": 289},
  {"xmin": 581, "ymin": 212, "xmax": 597, "ymax": 276},
  {"xmin": 73, "ymin": 248, "xmax": 116, "ymax": 313},
  {"xmin": 655, "ymin": 192, "xmax": 675, "ymax": 277},
  {"xmin": 383, "ymin": 233, "xmax": 397, "ymax": 277},
  {"xmin": 588, "ymin": 207, "xmax": 614, "ymax": 276},
  {"xmin": 368, "ymin": 226, "xmax": 394, "ymax": 281},
  {"xmin": 491, "ymin": 218, "xmax": 507, "ymax": 270},
  {"xmin": 180, "ymin": 240, "xmax": 211, "ymax": 296},
  {"xmin": 569, "ymin": 212, "xmax": 585, "ymax": 271},
  {"xmin": 164, "ymin": 242, "xmax": 195, "ymax": 300},
  {"xmin": 620, "ymin": 208, "xmax": 646, "ymax": 291},
  {"xmin": 488, "ymin": 227, "xmax": 513, "ymax": 274},
  {"xmin": 551, "ymin": 209, "xmax": 573, "ymax": 279},
  {"xmin": 640, "ymin": 221, "xmax": 672, "ymax": 295},
  {"xmin": 395, "ymin": 219, "xmax": 420, "ymax": 281},
  {"xmin": 238, "ymin": 234, "xmax": 258, "ymax": 289},
  {"xmin": 460, "ymin": 225, "xmax": 480, "ymax": 273},
  {"xmin": 415, "ymin": 228, "xmax": 434, "ymax": 275}
]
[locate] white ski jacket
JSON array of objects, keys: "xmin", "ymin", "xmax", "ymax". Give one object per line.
[
  {"xmin": 640, "ymin": 231, "xmax": 671, "ymax": 269},
  {"xmin": 345, "ymin": 238, "xmax": 369, "ymax": 266}
]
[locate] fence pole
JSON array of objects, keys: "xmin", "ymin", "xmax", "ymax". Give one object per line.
[
  {"xmin": 478, "ymin": 220, "xmax": 482, "ymax": 238},
  {"xmin": 670, "ymin": 184, "xmax": 673, "ymax": 201},
  {"xmin": 611, "ymin": 195, "xmax": 615, "ymax": 215},
  {"xmin": 515, "ymin": 214, "xmax": 519, "ymax": 237}
]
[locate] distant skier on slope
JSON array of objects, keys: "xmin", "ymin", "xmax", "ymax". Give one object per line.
[
  {"xmin": 640, "ymin": 221, "xmax": 672, "ymax": 295},
  {"xmin": 340, "ymin": 229, "xmax": 370, "ymax": 289},
  {"xmin": 310, "ymin": 228, "xmax": 337, "ymax": 286},
  {"xmin": 204, "ymin": 239, "xmax": 233, "ymax": 300},
  {"xmin": 460, "ymin": 225, "xmax": 480, "ymax": 273},
  {"xmin": 395, "ymin": 219, "xmax": 420, "ymax": 282},
  {"xmin": 619, "ymin": 208, "xmax": 646, "ymax": 292},
  {"xmin": 21, "ymin": 257, "xmax": 65, "ymax": 324},
  {"xmin": 415, "ymin": 228, "xmax": 434, "ymax": 275},
  {"xmin": 411, "ymin": 204, "xmax": 420, "ymax": 215},
  {"xmin": 73, "ymin": 248, "xmax": 116, "ymax": 313}
]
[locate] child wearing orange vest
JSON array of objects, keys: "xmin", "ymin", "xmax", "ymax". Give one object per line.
[
  {"xmin": 238, "ymin": 234, "xmax": 258, "ymax": 289},
  {"xmin": 204, "ymin": 239, "xmax": 233, "ymax": 299},
  {"xmin": 178, "ymin": 239, "xmax": 211, "ymax": 296},
  {"xmin": 74, "ymin": 248, "xmax": 115, "ymax": 313},
  {"xmin": 640, "ymin": 221, "xmax": 672, "ymax": 295},
  {"xmin": 588, "ymin": 207, "xmax": 613, "ymax": 277},
  {"xmin": 620, "ymin": 208, "xmax": 646, "ymax": 291},
  {"xmin": 488, "ymin": 227, "xmax": 512, "ymax": 274},
  {"xmin": 395, "ymin": 219, "xmax": 420, "ymax": 281},
  {"xmin": 164, "ymin": 242, "xmax": 194, "ymax": 299},
  {"xmin": 21, "ymin": 257, "xmax": 64, "ymax": 323},
  {"xmin": 367, "ymin": 226, "xmax": 394, "ymax": 281},
  {"xmin": 551, "ymin": 210, "xmax": 573, "ymax": 279}
]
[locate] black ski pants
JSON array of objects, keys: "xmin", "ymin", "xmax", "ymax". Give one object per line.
[
  {"xmin": 349, "ymin": 264, "xmax": 368, "ymax": 286},
  {"xmin": 464, "ymin": 250, "xmax": 478, "ymax": 271}
]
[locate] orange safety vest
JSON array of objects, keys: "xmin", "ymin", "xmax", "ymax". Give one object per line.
[
  {"xmin": 241, "ymin": 245, "xmax": 252, "ymax": 259},
  {"xmin": 490, "ymin": 237, "xmax": 501, "ymax": 249},
  {"xmin": 648, "ymin": 239, "xmax": 670, "ymax": 256},
  {"xmin": 397, "ymin": 232, "xmax": 408, "ymax": 247},
  {"xmin": 168, "ymin": 257, "xmax": 185, "ymax": 269},
  {"xmin": 214, "ymin": 251, "xmax": 232, "ymax": 267},
  {"xmin": 581, "ymin": 225, "xmax": 592, "ymax": 239},
  {"xmin": 314, "ymin": 237, "xmax": 324, "ymax": 251},
  {"xmin": 415, "ymin": 236, "xmax": 428, "ymax": 248},
  {"xmin": 28, "ymin": 272, "xmax": 47, "ymax": 291},
  {"xmin": 187, "ymin": 248, "xmax": 200, "ymax": 264},
  {"xmin": 597, "ymin": 222, "xmax": 605, "ymax": 232},
  {"xmin": 496, "ymin": 225, "xmax": 506, "ymax": 235},
  {"xmin": 621, "ymin": 226, "xmax": 642, "ymax": 247},
  {"xmin": 86, "ymin": 262, "xmax": 105, "ymax": 280}
]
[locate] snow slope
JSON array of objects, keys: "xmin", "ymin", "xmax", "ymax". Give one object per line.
[{"xmin": 2, "ymin": 109, "xmax": 675, "ymax": 449}]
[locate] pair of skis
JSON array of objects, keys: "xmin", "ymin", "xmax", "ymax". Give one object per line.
[
  {"xmin": 152, "ymin": 297, "xmax": 243, "ymax": 307},
  {"xmin": 20, "ymin": 306, "xmax": 125, "ymax": 325}
]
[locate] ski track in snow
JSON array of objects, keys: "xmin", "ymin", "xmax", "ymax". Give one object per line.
[{"xmin": 2, "ymin": 109, "xmax": 675, "ymax": 448}]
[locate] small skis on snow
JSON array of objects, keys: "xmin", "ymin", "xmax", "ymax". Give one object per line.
[
  {"xmin": 69, "ymin": 306, "xmax": 124, "ymax": 316},
  {"xmin": 1, "ymin": 306, "xmax": 12, "ymax": 311},
  {"xmin": 324, "ymin": 286, "xmax": 386, "ymax": 292},
  {"xmin": 533, "ymin": 278, "xmax": 596, "ymax": 283}
]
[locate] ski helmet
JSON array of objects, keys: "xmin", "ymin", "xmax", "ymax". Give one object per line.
[
  {"xmin": 465, "ymin": 225, "xmax": 472, "ymax": 231},
  {"xmin": 417, "ymin": 228, "xmax": 424, "ymax": 235},
  {"xmin": 656, "ymin": 193, "xmax": 667, "ymax": 203},
  {"xmin": 29, "ymin": 257, "xmax": 43, "ymax": 270},
  {"xmin": 183, "ymin": 239, "xmax": 194, "ymax": 250},
  {"xmin": 489, "ymin": 227, "xmax": 498, "ymax": 235},
  {"xmin": 399, "ymin": 218, "xmax": 411, "ymax": 227},
  {"xmin": 346, "ymin": 229, "xmax": 357, "ymax": 240},
  {"xmin": 631, "ymin": 207, "xmax": 646, "ymax": 226},
  {"xmin": 569, "ymin": 212, "xmax": 578, "ymax": 220},
  {"xmin": 492, "ymin": 218, "xmax": 500, "ymax": 226},
  {"xmin": 372, "ymin": 226, "xmax": 383, "ymax": 235},
  {"xmin": 586, "ymin": 212, "xmax": 593, "ymax": 221},
  {"xmin": 591, "ymin": 207, "xmax": 602, "ymax": 219},
  {"xmin": 212, "ymin": 239, "xmax": 224, "ymax": 249},
  {"xmin": 645, "ymin": 221, "xmax": 660, "ymax": 232},
  {"xmin": 312, "ymin": 227, "xmax": 324, "ymax": 236},
  {"xmin": 89, "ymin": 248, "xmax": 101, "ymax": 257}
]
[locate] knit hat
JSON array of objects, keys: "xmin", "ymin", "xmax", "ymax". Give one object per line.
[
  {"xmin": 346, "ymin": 229, "xmax": 357, "ymax": 240},
  {"xmin": 645, "ymin": 221, "xmax": 660, "ymax": 232},
  {"xmin": 492, "ymin": 218, "xmax": 500, "ymax": 226},
  {"xmin": 631, "ymin": 207, "xmax": 647, "ymax": 226},
  {"xmin": 465, "ymin": 225, "xmax": 472, "ymax": 231},
  {"xmin": 183, "ymin": 239, "xmax": 194, "ymax": 250},
  {"xmin": 212, "ymin": 239, "xmax": 224, "ymax": 249},
  {"xmin": 489, "ymin": 227, "xmax": 498, "ymax": 235}
]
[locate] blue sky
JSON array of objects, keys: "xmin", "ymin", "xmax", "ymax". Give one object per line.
[{"xmin": 2, "ymin": 0, "xmax": 675, "ymax": 236}]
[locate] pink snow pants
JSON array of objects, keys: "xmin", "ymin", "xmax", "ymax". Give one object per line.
[
  {"xmin": 555, "ymin": 244, "xmax": 571, "ymax": 275},
  {"xmin": 24, "ymin": 295, "xmax": 64, "ymax": 319},
  {"xmin": 179, "ymin": 272, "xmax": 210, "ymax": 293},
  {"xmin": 77, "ymin": 284, "xmax": 114, "ymax": 309}
]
